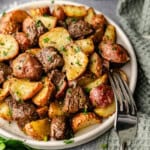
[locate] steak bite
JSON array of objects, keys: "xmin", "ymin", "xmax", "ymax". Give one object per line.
[
  {"xmin": 63, "ymin": 86, "xmax": 88, "ymax": 113},
  {"xmin": 68, "ymin": 20, "xmax": 93, "ymax": 39},
  {"xmin": 50, "ymin": 116, "xmax": 66, "ymax": 140},
  {"xmin": 48, "ymin": 69, "xmax": 67, "ymax": 98},
  {"xmin": 12, "ymin": 53, "xmax": 43, "ymax": 81},
  {"xmin": 6, "ymin": 97, "xmax": 38, "ymax": 128},
  {"xmin": 36, "ymin": 47, "xmax": 64, "ymax": 72}
]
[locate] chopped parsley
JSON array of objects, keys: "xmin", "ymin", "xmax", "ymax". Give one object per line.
[
  {"xmin": 71, "ymin": 18, "xmax": 78, "ymax": 23},
  {"xmin": 35, "ymin": 20, "xmax": 42, "ymax": 27},
  {"xmin": 2, "ymin": 11, "xmax": 6, "ymax": 17},
  {"xmin": 51, "ymin": 0, "xmax": 55, "ymax": 4},
  {"xmin": 63, "ymin": 139, "xmax": 74, "ymax": 144},
  {"xmin": 101, "ymin": 143, "xmax": 108, "ymax": 149},
  {"xmin": 47, "ymin": 56, "xmax": 52, "ymax": 62},
  {"xmin": 84, "ymin": 88, "xmax": 91, "ymax": 93},
  {"xmin": 66, "ymin": 36, "xmax": 71, "ymax": 41},
  {"xmin": 75, "ymin": 46, "xmax": 81, "ymax": 53},
  {"xmin": 0, "ymin": 42, "xmax": 4, "ymax": 45},
  {"xmin": 67, "ymin": 89, "xmax": 72, "ymax": 94},
  {"xmin": 83, "ymin": 107, "xmax": 88, "ymax": 114},
  {"xmin": 60, "ymin": 46, "xmax": 66, "ymax": 52},
  {"xmin": 75, "ymin": 60, "xmax": 82, "ymax": 66},
  {"xmin": 43, "ymin": 38, "xmax": 50, "ymax": 43},
  {"xmin": 43, "ymin": 14, "xmax": 49, "ymax": 17},
  {"xmin": 3, "ymin": 51, "xmax": 7, "ymax": 56}
]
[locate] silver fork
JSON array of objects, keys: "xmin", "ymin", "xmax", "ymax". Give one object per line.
[{"xmin": 108, "ymin": 71, "xmax": 138, "ymax": 150}]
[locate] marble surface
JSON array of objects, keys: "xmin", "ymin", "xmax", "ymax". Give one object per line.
[{"xmin": 0, "ymin": 0, "xmax": 118, "ymax": 149}]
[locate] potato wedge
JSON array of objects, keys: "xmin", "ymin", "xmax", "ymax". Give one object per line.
[
  {"xmin": 63, "ymin": 43, "xmax": 88, "ymax": 80},
  {"xmin": 34, "ymin": 16, "xmax": 57, "ymax": 30},
  {"xmin": 48, "ymin": 101, "xmax": 64, "ymax": 118},
  {"xmin": 24, "ymin": 118, "xmax": 50, "ymax": 140},
  {"xmin": 32, "ymin": 77, "xmax": 54, "ymax": 106},
  {"xmin": 75, "ymin": 38, "xmax": 94, "ymax": 55},
  {"xmin": 89, "ymin": 52, "xmax": 103, "ymax": 77},
  {"xmin": 0, "ymin": 34, "xmax": 19, "ymax": 62},
  {"xmin": 0, "ymin": 80, "xmax": 10, "ymax": 101},
  {"xmin": 39, "ymin": 27, "xmax": 72, "ymax": 55},
  {"xmin": 62, "ymin": 5, "xmax": 87, "ymax": 17},
  {"xmin": 26, "ymin": 48, "xmax": 41, "ymax": 55},
  {"xmin": 0, "ymin": 102, "xmax": 12, "ymax": 121},
  {"xmin": 94, "ymin": 100, "xmax": 116, "ymax": 118},
  {"xmin": 72, "ymin": 112, "xmax": 101, "ymax": 133},
  {"xmin": 84, "ymin": 74, "xmax": 108, "ymax": 92},
  {"xmin": 29, "ymin": 7, "xmax": 50, "ymax": 17},
  {"xmin": 103, "ymin": 24, "xmax": 116, "ymax": 43},
  {"xmin": 9, "ymin": 78, "xmax": 43, "ymax": 101},
  {"xmin": 84, "ymin": 7, "xmax": 96, "ymax": 24}
]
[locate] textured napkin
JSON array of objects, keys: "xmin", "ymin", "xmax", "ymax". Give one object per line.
[{"xmin": 0, "ymin": 0, "xmax": 150, "ymax": 150}]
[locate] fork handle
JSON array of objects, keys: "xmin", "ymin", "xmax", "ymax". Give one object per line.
[{"xmin": 120, "ymin": 142, "xmax": 127, "ymax": 150}]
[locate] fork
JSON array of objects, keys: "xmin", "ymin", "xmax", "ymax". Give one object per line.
[{"xmin": 108, "ymin": 71, "xmax": 138, "ymax": 150}]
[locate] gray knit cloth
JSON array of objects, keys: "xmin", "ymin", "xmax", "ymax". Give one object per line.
[{"xmin": 0, "ymin": 0, "xmax": 150, "ymax": 150}]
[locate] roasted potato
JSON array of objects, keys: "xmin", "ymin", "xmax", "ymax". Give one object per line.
[
  {"xmin": 92, "ymin": 14, "xmax": 107, "ymax": 29},
  {"xmin": 9, "ymin": 78, "xmax": 43, "ymax": 101},
  {"xmin": 94, "ymin": 99, "xmax": 116, "ymax": 118},
  {"xmin": 99, "ymin": 42, "xmax": 130, "ymax": 63},
  {"xmin": 84, "ymin": 74, "xmax": 108, "ymax": 92},
  {"xmin": 0, "ymin": 80, "xmax": 10, "ymax": 101},
  {"xmin": 0, "ymin": 102, "xmax": 12, "ymax": 121},
  {"xmin": 34, "ymin": 16, "xmax": 57, "ymax": 30},
  {"xmin": 63, "ymin": 43, "xmax": 88, "ymax": 80},
  {"xmin": 89, "ymin": 52, "xmax": 103, "ymax": 77},
  {"xmin": 72, "ymin": 112, "xmax": 101, "ymax": 133},
  {"xmin": 32, "ymin": 77, "xmax": 54, "ymax": 106},
  {"xmin": 75, "ymin": 38, "xmax": 94, "ymax": 55},
  {"xmin": 53, "ymin": 5, "xmax": 65, "ymax": 20},
  {"xmin": 103, "ymin": 24, "xmax": 116, "ymax": 43},
  {"xmin": 0, "ymin": 34, "xmax": 19, "ymax": 62},
  {"xmin": 84, "ymin": 7, "xmax": 96, "ymax": 24},
  {"xmin": 24, "ymin": 118, "xmax": 50, "ymax": 140},
  {"xmin": 0, "ymin": 10, "xmax": 29, "ymax": 34},
  {"xmin": 39, "ymin": 27, "xmax": 72, "ymax": 55},
  {"xmin": 26, "ymin": 48, "xmax": 41, "ymax": 55},
  {"xmin": 29, "ymin": 7, "xmax": 50, "ymax": 17},
  {"xmin": 48, "ymin": 101, "xmax": 65, "ymax": 118},
  {"xmin": 62, "ymin": 5, "xmax": 87, "ymax": 17}
]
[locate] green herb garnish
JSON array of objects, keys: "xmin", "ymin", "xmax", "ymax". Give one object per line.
[
  {"xmin": 66, "ymin": 36, "xmax": 71, "ymax": 41},
  {"xmin": 84, "ymin": 88, "xmax": 91, "ymax": 93},
  {"xmin": 75, "ymin": 46, "xmax": 81, "ymax": 53},
  {"xmin": 43, "ymin": 136, "xmax": 48, "ymax": 142},
  {"xmin": 64, "ymin": 139, "xmax": 74, "ymax": 144},
  {"xmin": 43, "ymin": 38, "xmax": 50, "ymax": 43},
  {"xmin": 75, "ymin": 60, "xmax": 82, "ymax": 66},
  {"xmin": 0, "ymin": 42, "xmax": 4, "ymax": 45},
  {"xmin": 3, "ymin": 51, "xmax": 7, "ymax": 56},
  {"xmin": 47, "ymin": 56, "xmax": 52, "ymax": 62},
  {"xmin": 51, "ymin": 0, "xmax": 55, "ymax": 4},
  {"xmin": 83, "ymin": 107, "xmax": 88, "ymax": 114},
  {"xmin": 101, "ymin": 143, "xmax": 108, "ymax": 150},
  {"xmin": 35, "ymin": 20, "xmax": 42, "ymax": 27},
  {"xmin": 71, "ymin": 18, "xmax": 78, "ymax": 23},
  {"xmin": 2, "ymin": 11, "xmax": 6, "ymax": 17},
  {"xmin": 60, "ymin": 46, "xmax": 66, "ymax": 52}
]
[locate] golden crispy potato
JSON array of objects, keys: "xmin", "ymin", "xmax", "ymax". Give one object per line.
[
  {"xmin": 84, "ymin": 7, "xmax": 96, "ymax": 24},
  {"xmin": 0, "ymin": 34, "xmax": 19, "ymax": 62},
  {"xmin": 0, "ymin": 102, "xmax": 12, "ymax": 121},
  {"xmin": 84, "ymin": 74, "xmax": 108, "ymax": 92},
  {"xmin": 72, "ymin": 112, "xmax": 101, "ymax": 133},
  {"xmin": 39, "ymin": 27, "xmax": 72, "ymax": 55},
  {"xmin": 24, "ymin": 118, "xmax": 50, "ymax": 140},
  {"xmin": 0, "ymin": 10, "xmax": 29, "ymax": 34},
  {"xmin": 9, "ymin": 78, "xmax": 43, "ymax": 101},
  {"xmin": 63, "ymin": 43, "xmax": 88, "ymax": 80},
  {"xmin": 0, "ymin": 80, "xmax": 10, "ymax": 101},
  {"xmin": 62, "ymin": 5, "xmax": 87, "ymax": 17},
  {"xmin": 75, "ymin": 38, "xmax": 94, "ymax": 55},
  {"xmin": 48, "ymin": 101, "xmax": 65, "ymax": 118},
  {"xmin": 103, "ymin": 24, "xmax": 116, "ymax": 43},
  {"xmin": 89, "ymin": 52, "xmax": 103, "ymax": 77},
  {"xmin": 26, "ymin": 48, "xmax": 41, "ymax": 55},
  {"xmin": 53, "ymin": 5, "xmax": 65, "ymax": 20},
  {"xmin": 34, "ymin": 16, "xmax": 57, "ymax": 30},
  {"xmin": 94, "ymin": 99, "xmax": 116, "ymax": 118},
  {"xmin": 32, "ymin": 77, "xmax": 54, "ymax": 106},
  {"xmin": 29, "ymin": 7, "xmax": 50, "ymax": 17}
]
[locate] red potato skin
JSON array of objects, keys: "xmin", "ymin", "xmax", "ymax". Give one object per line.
[
  {"xmin": 99, "ymin": 42, "xmax": 130, "ymax": 63},
  {"xmin": 53, "ymin": 5, "xmax": 66, "ymax": 20},
  {"xmin": 89, "ymin": 84, "xmax": 114, "ymax": 108}
]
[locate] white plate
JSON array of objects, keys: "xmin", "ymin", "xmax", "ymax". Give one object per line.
[{"xmin": 0, "ymin": 1, "xmax": 137, "ymax": 149}]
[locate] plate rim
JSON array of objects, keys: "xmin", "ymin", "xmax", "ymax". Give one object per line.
[{"xmin": 0, "ymin": 0, "xmax": 138, "ymax": 149}]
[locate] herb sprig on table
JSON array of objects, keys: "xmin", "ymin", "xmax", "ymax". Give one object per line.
[{"xmin": 0, "ymin": 137, "xmax": 35, "ymax": 150}]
